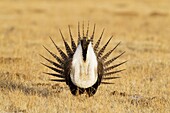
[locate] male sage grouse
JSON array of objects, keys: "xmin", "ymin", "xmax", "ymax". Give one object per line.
[{"xmin": 41, "ymin": 23, "xmax": 126, "ymax": 97}]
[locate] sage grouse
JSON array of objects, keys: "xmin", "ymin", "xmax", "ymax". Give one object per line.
[{"xmin": 41, "ymin": 23, "xmax": 126, "ymax": 96}]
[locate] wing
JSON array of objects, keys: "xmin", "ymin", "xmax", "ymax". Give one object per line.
[
  {"xmin": 63, "ymin": 58, "xmax": 72, "ymax": 85},
  {"xmin": 97, "ymin": 59, "xmax": 104, "ymax": 85}
]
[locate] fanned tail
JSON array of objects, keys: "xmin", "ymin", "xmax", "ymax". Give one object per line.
[
  {"xmin": 41, "ymin": 63, "xmax": 64, "ymax": 75},
  {"xmin": 50, "ymin": 37, "xmax": 68, "ymax": 60},
  {"xmin": 101, "ymin": 42, "xmax": 121, "ymax": 61},
  {"xmin": 40, "ymin": 54, "xmax": 63, "ymax": 69},
  {"xmin": 90, "ymin": 24, "xmax": 96, "ymax": 45},
  {"xmin": 104, "ymin": 61, "xmax": 127, "ymax": 72},
  {"xmin": 104, "ymin": 51, "xmax": 126, "ymax": 67},
  {"xmin": 78, "ymin": 22, "xmax": 81, "ymax": 43},
  {"xmin": 104, "ymin": 69, "xmax": 126, "ymax": 76},
  {"xmin": 43, "ymin": 72, "xmax": 65, "ymax": 78},
  {"xmin": 97, "ymin": 36, "xmax": 113, "ymax": 58},
  {"xmin": 59, "ymin": 29, "xmax": 73, "ymax": 57},
  {"xmin": 101, "ymin": 82, "xmax": 115, "ymax": 84},
  {"xmin": 103, "ymin": 77, "xmax": 120, "ymax": 80},
  {"xmin": 94, "ymin": 28, "xmax": 105, "ymax": 52},
  {"xmin": 68, "ymin": 25, "xmax": 77, "ymax": 52},
  {"xmin": 86, "ymin": 21, "xmax": 90, "ymax": 38},
  {"xmin": 50, "ymin": 79, "xmax": 65, "ymax": 82},
  {"xmin": 43, "ymin": 46, "xmax": 63, "ymax": 65}
]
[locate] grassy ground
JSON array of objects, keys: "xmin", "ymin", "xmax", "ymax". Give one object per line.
[{"xmin": 0, "ymin": 0, "xmax": 170, "ymax": 113}]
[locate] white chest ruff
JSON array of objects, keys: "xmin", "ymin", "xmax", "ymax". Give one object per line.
[{"xmin": 70, "ymin": 42, "xmax": 98, "ymax": 88}]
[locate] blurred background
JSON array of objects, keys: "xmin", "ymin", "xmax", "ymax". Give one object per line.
[{"xmin": 0, "ymin": 0, "xmax": 170, "ymax": 58}]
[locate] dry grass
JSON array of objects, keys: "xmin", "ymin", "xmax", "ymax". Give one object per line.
[{"xmin": 0, "ymin": 0, "xmax": 170, "ymax": 113}]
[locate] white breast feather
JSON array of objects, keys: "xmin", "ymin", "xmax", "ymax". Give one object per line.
[{"xmin": 70, "ymin": 42, "xmax": 98, "ymax": 88}]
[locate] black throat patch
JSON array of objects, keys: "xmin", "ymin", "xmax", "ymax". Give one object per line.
[{"xmin": 80, "ymin": 37, "xmax": 90, "ymax": 61}]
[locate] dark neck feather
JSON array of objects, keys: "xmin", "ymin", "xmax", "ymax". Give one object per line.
[{"xmin": 81, "ymin": 37, "xmax": 90, "ymax": 61}]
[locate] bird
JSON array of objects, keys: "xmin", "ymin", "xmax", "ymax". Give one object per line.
[{"xmin": 41, "ymin": 22, "xmax": 126, "ymax": 97}]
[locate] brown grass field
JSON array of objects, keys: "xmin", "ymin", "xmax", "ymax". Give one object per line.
[{"xmin": 0, "ymin": 0, "xmax": 170, "ymax": 113}]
